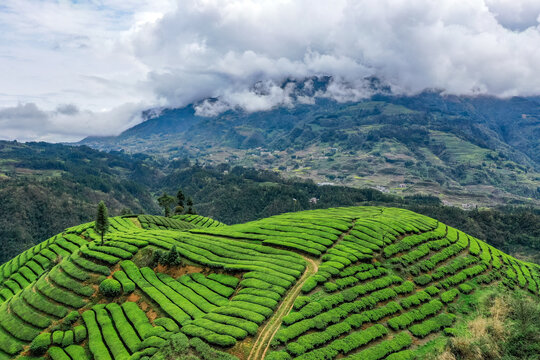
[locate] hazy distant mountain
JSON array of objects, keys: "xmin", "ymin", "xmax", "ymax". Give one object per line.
[{"xmin": 80, "ymin": 91, "xmax": 540, "ymax": 206}]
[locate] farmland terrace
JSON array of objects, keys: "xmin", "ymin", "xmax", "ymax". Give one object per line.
[{"xmin": 0, "ymin": 207, "xmax": 538, "ymax": 360}]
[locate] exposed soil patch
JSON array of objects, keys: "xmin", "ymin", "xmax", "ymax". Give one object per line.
[
  {"xmin": 155, "ymin": 264, "xmax": 204, "ymax": 278},
  {"xmin": 127, "ymin": 292, "xmax": 140, "ymax": 303}
]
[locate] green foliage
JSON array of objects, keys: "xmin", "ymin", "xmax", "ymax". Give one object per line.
[
  {"xmin": 409, "ymin": 313, "xmax": 456, "ymax": 338},
  {"xmin": 157, "ymin": 192, "xmax": 176, "ymax": 217},
  {"xmin": 74, "ymin": 326, "xmax": 87, "ymax": 343},
  {"xmin": 30, "ymin": 333, "xmax": 51, "ymax": 355},
  {"xmin": 95, "ymin": 201, "xmax": 109, "ymax": 244},
  {"xmin": 441, "ymin": 288, "xmax": 460, "ymax": 303},
  {"xmin": 112, "ymin": 270, "xmax": 135, "ymax": 293},
  {"xmin": 99, "ymin": 278, "xmax": 122, "ymax": 298}
]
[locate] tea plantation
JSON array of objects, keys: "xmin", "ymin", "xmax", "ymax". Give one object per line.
[{"xmin": 0, "ymin": 207, "xmax": 538, "ymax": 360}]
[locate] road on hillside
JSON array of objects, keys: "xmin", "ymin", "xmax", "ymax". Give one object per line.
[{"xmin": 247, "ymin": 257, "xmax": 319, "ymax": 360}]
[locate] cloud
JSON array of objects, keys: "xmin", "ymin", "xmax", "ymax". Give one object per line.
[
  {"xmin": 132, "ymin": 0, "xmax": 540, "ymax": 113},
  {"xmin": 1, "ymin": 0, "xmax": 540, "ymax": 140},
  {"xmin": 0, "ymin": 102, "xmax": 146, "ymax": 142}
]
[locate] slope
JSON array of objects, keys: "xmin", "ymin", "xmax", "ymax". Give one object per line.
[
  {"xmin": 0, "ymin": 207, "xmax": 538, "ymax": 360},
  {"xmin": 79, "ymin": 93, "xmax": 540, "ymax": 205}
]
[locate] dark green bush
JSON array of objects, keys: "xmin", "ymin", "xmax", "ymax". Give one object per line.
[{"xmin": 30, "ymin": 333, "xmax": 51, "ymax": 355}]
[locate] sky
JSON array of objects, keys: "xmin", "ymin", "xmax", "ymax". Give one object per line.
[{"xmin": 1, "ymin": 0, "xmax": 540, "ymax": 142}]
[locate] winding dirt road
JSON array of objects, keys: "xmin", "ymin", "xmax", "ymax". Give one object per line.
[{"xmin": 247, "ymin": 257, "xmax": 318, "ymax": 360}]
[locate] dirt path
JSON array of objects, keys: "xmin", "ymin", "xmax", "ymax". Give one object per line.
[{"xmin": 247, "ymin": 257, "xmax": 318, "ymax": 360}]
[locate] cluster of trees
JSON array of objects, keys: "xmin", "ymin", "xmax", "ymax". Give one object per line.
[{"xmin": 157, "ymin": 189, "xmax": 195, "ymax": 217}]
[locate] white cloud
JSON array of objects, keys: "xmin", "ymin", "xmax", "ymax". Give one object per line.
[
  {"xmin": 1, "ymin": 0, "xmax": 540, "ymax": 141},
  {"xmin": 0, "ymin": 102, "xmax": 146, "ymax": 142}
]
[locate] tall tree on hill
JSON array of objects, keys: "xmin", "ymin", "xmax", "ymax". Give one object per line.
[
  {"xmin": 157, "ymin": 192, "xmax": 176, "ymax": 217},
  {"xmin": 95, "ymin": 201, "xmax": 109, "ymax": 245},
  {"xmin": 186, "ymin": 197, "xmax": 196, "ymax": 214},
  {"xmin": 175, "ymin": 189, "xmax": 185, "ymax": 215}
]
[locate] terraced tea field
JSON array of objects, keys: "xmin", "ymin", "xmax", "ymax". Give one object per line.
[{"xmin": 0, "ymin": 208, "xmax": 538, "ymax": 360}]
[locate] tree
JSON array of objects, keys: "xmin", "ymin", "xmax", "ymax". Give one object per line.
[
  {"xmin": 95, "ymin": 201, "xmax": 109, "ymax": 244},
  {"xmin": 175, "ymin": 189, "xmax": 185, "ymax": 215},
  {"xmin": 157, "ymin": 192, "xmax": 176, "ymax": 217},
  {"xmin": 186, "ymin": 197, "xmax": 196, "ymax": 214},
  {"xmin": 165, "ymin": 245, "xmax": 182, "ymax": 266},
  {"xmin": 176, "ymin": 189, "xmax": 185, "ymax": 207}
]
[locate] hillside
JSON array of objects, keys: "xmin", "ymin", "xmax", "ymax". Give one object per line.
[
  {"xmin": 0, "ymin": 207, "xmax": 538, "ymax": 360},
  {"xmin": 2, "ymin": 140, "xmax": 539, "ymax": 267},
  {"xmin": 79, "ymin": 92, "xmax": 540, "ymax": 207},
  {"xmin": 0, "ymin": 141, "xmax": 161, "ymax": 264}
]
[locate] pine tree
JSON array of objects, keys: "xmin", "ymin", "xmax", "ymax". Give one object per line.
[
  {"xmin": 186, "ymin": 197, "xmax": 195, "ymax": 214},
  {"xmin": 176, "ymin": 189, "xmax": 185, "ymax": 207},
  {"xmin": 175, "ymin": 189, "xmax": 185, "ymax": 215},
  {"xmin": 95, "ymin": 201, "xmax": 109, "ymax": 245},
  {"xmin": 165, "ymin": 245, "xmax": 182, "ymax": 266}
]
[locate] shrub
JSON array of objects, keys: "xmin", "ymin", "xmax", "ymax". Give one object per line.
[
  {"xmin": 61, "ymin": 330, "xmax": 74, "ymax": 347},
  {"xmin": 424, "ymin": 285, "xmax": 440, "ymax": 295},
  {"xmin": 95, "ymin": 306, "xmax": 130, "ymax": 359},
  {"xmin": 189, "ymin": 337, "xmax": 238, "ymax": 360},
  {"xmin": 213, "ymin": 306, "xmax": 265, "ymax": 325},
  {"xmin": 191, "ymin": 318, "xmax": 248, "ymax": 339},
  {"xmin": 181, "ymin": 324, "xmax": 236, "ymax": 347},
  {"xmin": 65, "ymin": 345, "xmax": 88, "ymax": 359},
  {"xmin": 386, "ymin": 350, "xmax": 415, "ymax": 360},
  {"xmin": 459, "ymin": 283, "xmax": 474, "ymax": 294},
  {"xmin": 347, "ymin": 332, "xmax": 412, "ymax": 360},
  {"xmin": 99, "ymin": 278, "xmax": 122, "ymax": 297},
  {"xmin": 301, "ymin": 277, "xmax": 318, "ymax": 293},
  {"xmin": 413, "ymin": 274, "xmax": 432, "ymax": 286},
  {"xmin": 207, "ymin": 273, "xmax": 239, "ymax": 288},
  {"xmin": 138, "ymin": 336, "xmax": 167, "ymax": 350},
  {"xmin": 441, "ymin": 288, "xmax": 460, "ymax": 303},
  {"xmin": 388, "ymin": 300, "xmax": 443, "ymax": 330},
  {"xmin": 122, "ymin": 302, "xmax": 158, "ymax": 340},
  {"xmin": 52, "ymin": 331, "xmax": 64, "ymax": 345},
  {"xmin": 332, "ymin": 324, "xmax": 388, "ymax": 354},
  {"xmin": 238, "ymin": 288, "xmax": 281, "ymax": 301},
  {"xmin": 191, "ymin": 273, "xmax": 235, "ymax": 297},
  {"xmin": 324, "ymin": 282, "xmax": 339, "ymax": 292},
  {"xmin": 409, "ymin": 313, "xmax": 456, "ymax": 338},
  {"xmin": 154, "ymin": 318, "xmax": 180, "ymax": 332},
  {"xmin": 48, "ymin": 346, "xmax": 70, "ymax": 360},
  {"xmin": 30, "ymin": 333, "xmax": 51, "ymax": 355},
  {"xmin": 74, "ymin": 325, "xmax": 87, "ymax": 343},
  {"xmin": 113, "ymin": 271, "xmax": 135, "ymax": 293},
  {"xmin": 105, "ymin": 303, "xmax": 141, "ymax": 352}
]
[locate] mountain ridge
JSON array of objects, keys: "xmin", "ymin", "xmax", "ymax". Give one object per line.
[{"xmin": 79, "ymin": 92, "xmax": 540, "ymax": 207}]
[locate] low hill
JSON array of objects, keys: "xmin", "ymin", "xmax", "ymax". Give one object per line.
[
  {"xmin": 79, "ymin": 92, "xmax": 540, "ymax": 206},
  {"xmin": 0, "ymin": 207, "xmax": 538, "ymax": 360}
]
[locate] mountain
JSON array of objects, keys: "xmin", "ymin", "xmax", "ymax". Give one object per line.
[
  {"xmin": 0, "ymin": 207, "xmax": 538, "ymax": 360},
  {"xmin": 80, "ymin": 91, "xmax": 540, "ymax": 207}
]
